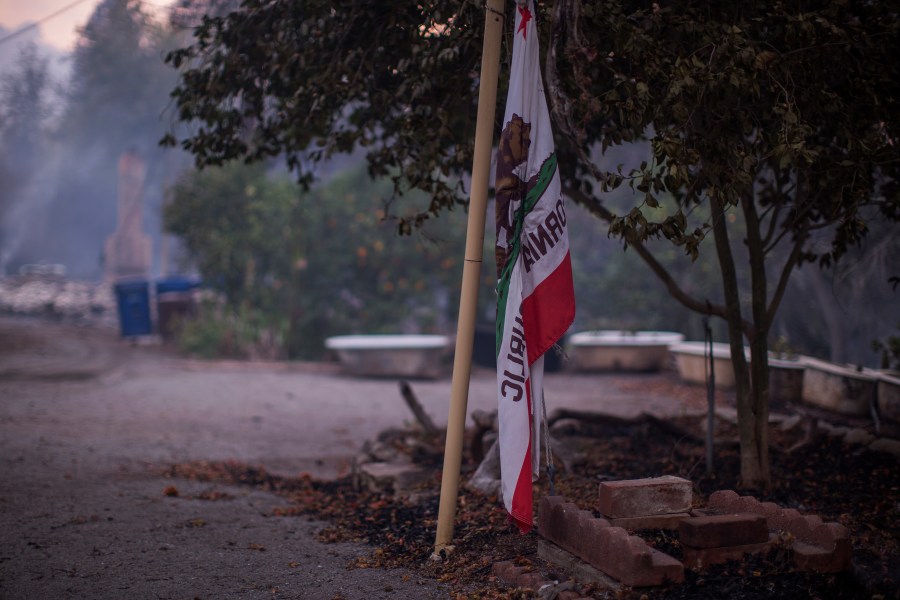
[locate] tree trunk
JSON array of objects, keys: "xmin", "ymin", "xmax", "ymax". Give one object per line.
[
  {"xmin": 741, "ymin": 194, "xmax": 772, "ymax": 490},
  {"xmin": 710, "ymin": 196, "xmax": 770, "ymax": 490}
]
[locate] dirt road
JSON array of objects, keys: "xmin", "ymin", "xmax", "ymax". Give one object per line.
[{"xmin": 0, "ymin": 317, "xmax": 688, "ymax": 599}]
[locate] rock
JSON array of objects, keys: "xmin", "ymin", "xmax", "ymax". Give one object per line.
[
  {"xmin": 468, "ymin": 440, "xmax": 501, "ymax": 497},
  {"xmin": 843, "ymin": 428, "xmax": 875, "ymax": 446},
  {"xmin": 779, "ymin": 414, "xmax": 804, "ymax": 432},
  {"xmin": 868, "ymin": 438, "xmax": 900, "ymax": 457},
  {"xmin": 358, "ymin": 461, "xmax": 433, "ymax": 495}
]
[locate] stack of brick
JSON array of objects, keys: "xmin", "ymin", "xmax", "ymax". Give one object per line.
[
  {"xmin": 535, "ymin": 476, "xmax": 852, "ymax": 589},
  {"xmin": 705, "ymin": 489, "xmax": 851, "ymax": 572},
  {"xmin": 539, "ymin": 495, "xmax": 684, "ymax": 587}
]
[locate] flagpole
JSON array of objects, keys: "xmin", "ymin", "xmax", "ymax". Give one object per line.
[{"xmin": 433, "ymin": 0, "xmax": 505, "ymax": 558}]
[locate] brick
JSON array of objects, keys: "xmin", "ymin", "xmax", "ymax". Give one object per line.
[
  {"xmin": 684, "ymin": 490, "xmax": 851, "ymax": 574},
  {"xmin": 679, "ymin": 513, "xmax": 769, "ymax": 549},
  {"xmin": 735, "ymin": 495, "xmax": 762, "ymax": 514},
  {"xmin": 591, "ymin": 526, "xmax": 629, "ymax": 577},
  {"xmin": 682, "ymin": 537, "xmax": 774, "ymax": 569},
  {"xmin": 580, "ymin": 517, "xmax": 613, "ymax": 567},
  {"xmin": 598, "ymin": 476, "xmax": 693, "ymax": 518},
  {"xmin": 607, "ymin": 538, "xmax": 684, "ymax": 587},
  {"xmin": 769, "ymin": 507, "xmax": 802, "ymax": 532},
  {"xmin": 787, "ymin": 514, "xmax": 823, "ymax": 543},
  {"xmin": 707, "ymin": 489, "xmax": 740, "ymax": 511},
  {"xmin": 790, "ymin": 523, "xmax": 852, "ymax": 573},
  {"xmin": 539, "ymin": 495, "xmax": 566, "ymax": 531},
  {"xmin": 540, "ymin": 501, "xmax": 564, "ymax": 546},
  {"xmin": 517, "ymin": 571, "xmax": 548, "ymax": 590},
  {"xmin": 556, "ymin": 503, "xmax": 583, "ymax": 555},
  {"xmin": 597, "ymin": 525, "xmax": 629, "ymax": 556},
  {"xmin": 758, "ymin": 501, "xmax": 781, "ymax": 526},
  {"xmin": 570, "ymin": 510, "xmax": 600, "ymax": 558},
  {"xmin": 600, "ymin": 534, "xmax": 646, "ymax": 583},
  {"xmin": 563, "ymin": 508, "xmax": 588, "ymax": 550},
  {"xmin": 537, "ymin": 539, "xmax": 623, "ymax": 593},
  {"xmin": 793, "ymin": 538, "xmax": 851, "ymax": 573},
  {"xmin": 625, "ymin": 535, "xmax": 654, "ymax": 568},
  {"xmin": 540, "ymin": 523, "xmax": 682, "ymax": 588},
  {"xmin": 541, "ymin": 500, "xmax": 581, "ymax": 548},
  {"xmin": 810, "ymin": 522, "xmax": 850, "ymax": 552},
  {"xmin": 610, "ymin": 512, "xmax": 690, "ymax": 531},
  {"xmin": 492, "ymin": 561, "xmax": 519, "ymax": 585},
  {"xmin": 647, "ymin": 548, "xmax": 685, "ymax": 585}
]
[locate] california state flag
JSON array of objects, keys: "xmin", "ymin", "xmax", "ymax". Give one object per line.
[{"xmin": 495, "ymin": 0, "xmax": 575, "ymax": 533}]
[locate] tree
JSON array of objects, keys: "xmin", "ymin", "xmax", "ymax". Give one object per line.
[
  {"xmin": 0, "ymin": 44, "xmax": 53, "ymax": 272},
  {"xmin": 162, "ymin": 0, "xmax": 900, "ymax": 489},
  {"xmin": 15, "ymin": 0, "xmax": 184, "ymax": 278},
  {"xmin": 164, "ymin": 161, "xmax": 468, "ymax": 358}
]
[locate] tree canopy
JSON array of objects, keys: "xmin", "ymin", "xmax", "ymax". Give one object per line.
[
  {"xmin": 164, "ymin": 162, "xmax": 469, "ymax": 358},
  {"xmin": 0, "ymin": 44, "xmax": 52, "ymax": 233},
  {"xmin": 163, "ymin": 0, "xmax": 899, "ymax": 488}
]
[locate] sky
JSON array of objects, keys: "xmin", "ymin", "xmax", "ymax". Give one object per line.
[{"xmin": 0, "ymin": 0, "xmax": 174, "ymax": 52}]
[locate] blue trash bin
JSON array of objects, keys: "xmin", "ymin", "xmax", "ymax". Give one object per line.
[{"xmin": 114, "ymin": 280, "xmax": 152, "ymax": 337}]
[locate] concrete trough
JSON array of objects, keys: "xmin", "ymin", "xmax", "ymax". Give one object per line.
[
  {"xmin": 670, "ymin": 341, "xmax": 745, "ymax": 389},
  {"xmin": 801, "ymin": 357, "xmax": 878, "ymax": 417},
  {"xmin": 324, "ymin": 334, "xmax": 451, "ymax": 379},
  {"xmin": 568, "ymin": 330, "xmax": 684, "ymax": 373},
  {"xmin": 877, "ymin": 371, "xmax": 900, "ymax": 425}
]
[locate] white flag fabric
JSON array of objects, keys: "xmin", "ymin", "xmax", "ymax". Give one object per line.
[{"xmin": 495, "ymin": 0, "xmax": 575, "ymax": 533}]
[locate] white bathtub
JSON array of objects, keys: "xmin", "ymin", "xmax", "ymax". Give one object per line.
[
  {"xmin": 324, "ymin": 334, "xmax": 452, "ymax": 379},
  {"xmin": 801, "ymin": 357, "xmax": 879, "ymax": 417},
  {"xmin": 877, "ymin": 371, "xmax": 900, "ymax": 425},
  {"xmin": 669, "ymin": 341, "xmax": 748, "ymax": 389},
  {"xmin": 568, "ymin": 330, "xmax": 685, "ymax": 372}
]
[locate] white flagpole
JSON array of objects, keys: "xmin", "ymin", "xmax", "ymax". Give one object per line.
[{"xmin": 432, "ymin": 0, "xmax": 505, "ymax": 557}]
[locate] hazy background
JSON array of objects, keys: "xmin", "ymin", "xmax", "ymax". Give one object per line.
[{"xmin": 0, "ymin": 0, "xmax": 896, "ymax": 366}]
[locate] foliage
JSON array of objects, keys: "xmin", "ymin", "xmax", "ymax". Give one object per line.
[
  {"xmin": 0, "ymin": 44, "xmax": 53, "ymax": 269},
  {"xmin": 164, "ymin": 162, "xmax": 468, "ymax": 358},
  {"xmin": 177, "ymin": 298, "xmax": 286, "ymax": 359},
  {"xmin": 162, "ymin": 0, "xmax": 900, "ymax": 487},
  {"xmin": 3, "ymin": 0, "xmax": 187, "ymax": 278},
  {"xmin": 161, "ymin": 0, "xmax": 487, "ymax": 230},
  {"xmin": 0, "ymin": 44, "xmax": 51, "ymax": 168},
  {"xmin": 558, "ymin": 1, "xmax": 898, "ymax": 260},
  {"xmin": 873, "ymin": 330, "xmax": 900, "ymax": 372},
  {"xmin": 64, "ymin": 0, "xmax": 174, "ymax": 148}
]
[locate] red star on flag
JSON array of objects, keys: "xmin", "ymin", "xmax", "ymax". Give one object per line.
[{"xmin": 517, "ymin": 4, "xmax": 532, "ymax": 40}]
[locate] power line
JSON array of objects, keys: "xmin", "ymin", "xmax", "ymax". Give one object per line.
[
  {"xmin": 0, "ymin": 0, "xmax": 95, "ymax": 47},
  {"xmin": 0, "ymin": 0, "xmax": 180, "ymax": 49}
]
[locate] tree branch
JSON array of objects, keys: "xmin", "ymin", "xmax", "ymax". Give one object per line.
[
  {"xmin": 710, "ymin": 195, "xmax": 754, "ymax": 342},
  {"xmin": 563, "ymin": 184, "xmax": 732, "ymax": 322},
  {"xmin": 766, "ymin": 228, "xmax": 806, "ymax": 328},
  {"xmin": 760, "ymin": 202, "xmax": 782, "ymax": 249}
]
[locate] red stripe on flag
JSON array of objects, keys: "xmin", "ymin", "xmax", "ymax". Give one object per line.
[
  {"xmin": 508, "ymin": 379, "xmax": 535, "ymax": 533},
  {"xmin": 509, "ymin": 435, "xmax": 533, "ymax": 532},
  {"xmin": 520, "ymin": 251, "xmax": 575, "ymax": 364}
]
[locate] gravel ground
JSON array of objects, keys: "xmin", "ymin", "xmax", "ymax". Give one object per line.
[
  {"xmin": 0, "ymin": 316, "xmax": 695, "ymax": 599},
  {"xmin": 0, "ymin": 318, "xmax": 461, "ymax": 599}
]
